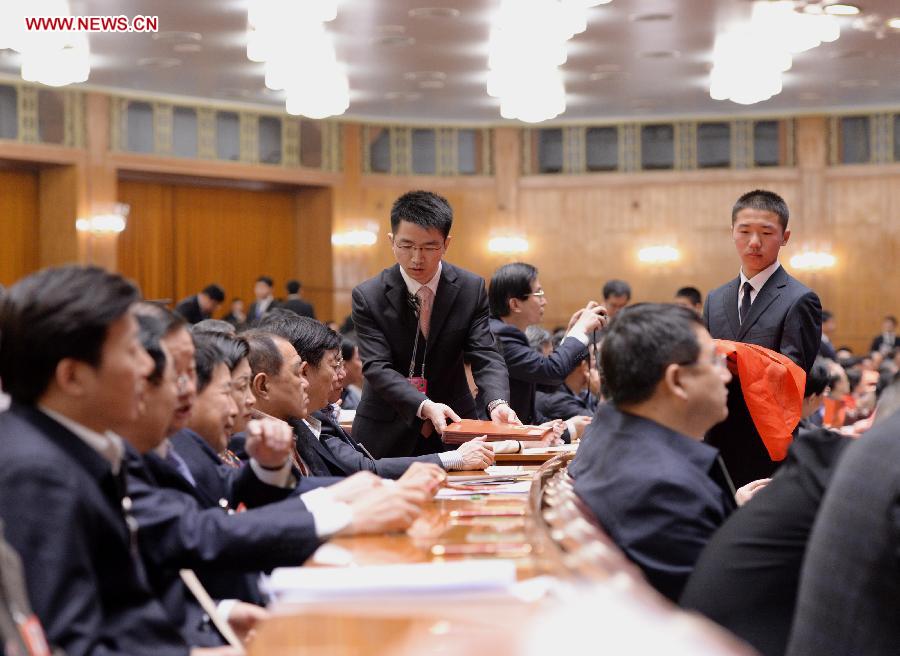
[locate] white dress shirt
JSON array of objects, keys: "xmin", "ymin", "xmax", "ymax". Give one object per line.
[
  {"xmin": 39, "ymin": 406, "xmax": 125, "ymax": 474},
  {"xmin": 738, "ymin": 261, "xmax": 781, "ymax": 317}
]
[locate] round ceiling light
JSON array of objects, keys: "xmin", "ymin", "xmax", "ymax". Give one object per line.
[
  {"xmin": 887, "ymin": 17, "xmax": 900, "ymax": 29},
  {"xmin": 823, "ymin": 4, "xmax": 861, "ymax": 16},
  {"xmin": 408, "ymin": 8, "xmax": 461, "ymax": 19}
]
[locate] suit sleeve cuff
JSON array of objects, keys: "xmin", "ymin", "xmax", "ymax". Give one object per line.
[
  {"xmin": 310, "ymin": 501, "xmax": 353, "ymax": 538},
  {"xmin": 564, "ymin": 330, "xmax": 590, "ymax": 346},
  {"xmin": 249, "ymin": 458, "xmax": 295, "ymax": 488},
  {"xmin": 216, "ymin": 599, "xmax": 238, "ymax": 622}
]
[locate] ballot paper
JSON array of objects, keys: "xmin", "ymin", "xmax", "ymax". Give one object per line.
[
  {"xmin": 263, "ymin": 559, "xmax": 518, "ymax": 602},
  {"xmin": 521, "ymin": 443, "xmax": 579, "ymax": 455},
  {"xmin": 338, "ymin": 409, "xmax": 356, "ymax": 424},
  {"xmin": 436, "ymin": 481, "xmax": 531, "ymax": 498}
]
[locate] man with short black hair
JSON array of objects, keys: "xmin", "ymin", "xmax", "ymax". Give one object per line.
[
  {"xmin": 0, "ymin": 265, "xmax": 190, "ymax": 656},
  {"xmin": 602, "ymin": 279, "xmax": 631, "ymax": 319},
  {"xmin": 351, "ymin": 190, "xmax": 515, "ymax": 458},
  {"xmin": 870, "ymin": 315, "xmax": 897, "ymax": 355},
  {"xmin": 175, "ymin": 284, "xmax": 226, "ymax": 325},
  {"xmin": 819, "ymin": 310, "xmax": 837, "ymax": 359},
  {"xmin": 570, "ymin": 303, "xmax": 767, "ymax": 602},
  {"xmin": 247, "ymin": 276, "xmax": 277, "ymax": 323},
  {"xmin": 704, "ymin": 189, "xmax": 822, "ymax": 486},
  {"xmin": 282, "ymin": 280, "xmax": 316, "ymax": 318},
  {"xmin": 674, "ymin": 286, "xmax": 703, "ymax": 315}
]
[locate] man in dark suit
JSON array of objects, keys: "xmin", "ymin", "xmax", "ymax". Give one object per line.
[
  {"xmin": 281, "ymin": 280, "xmax": 316, "ymax": 318},
  {"xmin": 351, "ymin": 191, "xmax": 516, "ymax": 458},
  {"xmin": 869, "ymin": 314, "xmax": 897, "ymax": 354},
  {"xmin": 535, "ymin": 356, "xmax": 598, "ymax": 429},
  {"xmin": 247, "ymin": 276, "xmax": 278, "ymax": 324},
  {"xmin": 174, "ymin": 284, "xmax": 225, "ymax": 325},
  {"xmin": 0, "ymin": 266, "xmax": 191, "ymax": 656},
  {"xmin": 570, "ymin": 304, "xmax": 768, "ymax": 602},
  {"xmin": 704, "ymin": 189, "xmax": 822, "ymax": 486},
  {"xmin": 260, "ymin": 314, "xmax": 495, "ymax": 478},
  {"xmin": 786, "ymin": 407, "xmax": 900, "ymax": 656},
  {"xmin": 818, "ymin": 310, "xmax": 837, "ymax": 359},
  {"xmin": 486, "ymin": 261, "xmax": 605, "ymax": 436}
]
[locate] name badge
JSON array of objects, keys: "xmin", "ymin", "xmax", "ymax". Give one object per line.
[{"xmin": 408, "ymin": 376, "xmax": 428, "ymax": 394}]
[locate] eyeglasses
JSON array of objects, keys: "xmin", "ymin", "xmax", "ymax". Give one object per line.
[
  {"xmin": 523, "ymin": 290, "xmax": 546, "ymax": 298},
  {"xmin": 176, "ymin": 374, "xmax": 193, "ymax": 393},
  {"xmin": 330, "ymin": 357, "xmax": 345, "ymax": 373},
  {"xmin": 394, "ymin": 243, "xmax": 443, "ymax": 254}
]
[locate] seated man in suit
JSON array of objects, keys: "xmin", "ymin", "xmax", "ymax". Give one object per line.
[
  {"xmin": 174, "ymin": 284, "xmax": 225, "ymax": 325},
  {"xmin": 535, "ymin": 350, "xmax": 599, "ymax": 432},
  {"xmin": 351, "ymin": 190, "xmax": 517, "ymax": 458},
  {"xmin": 339, "ymin": 336, "xmax": 363, "ymax": 411},
  {"xmin": 704, "ymin": 189, "xmax": 822, "ymax": 486},
  {"xmin": 262, "ymin": 314, "xmax": 495, "ymax": 478},
  {"xmin": 487, "ymin": 261, "xmax": 604, "ymax": 438},
  {"xmin": 122, "ymin": 313, "xmax": 428, "ymax": 642},
  {"xmin": 569, "ymin": 303, "xmax": 768, "ymax": 602},
  {"xmin": 281, "ymin": 280, "xmax": 316, "ymax": 318},
  {"xmin": 0, "ymin": 265, "xmax": 193, "ymax": 656},
  {"xmin": 870, "ymin": 314, "xmax": 897, "ymax": 355}
]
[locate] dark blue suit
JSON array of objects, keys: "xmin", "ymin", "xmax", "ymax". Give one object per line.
[
  {"xmin": 313, "ymin": 409, "xmax": 442, "ymax": 479},
  {"xmin": 536, "ymin": 384, "xmax": 597, "ymax": 423},
  {"xmin": 570, "ymin": 405, "xmax": 735, "ymax": 601},
  {"xmin": 0, "ymin": 404, "xmax": 188, "ymax": 656},
  {"xmin": 488, "ymin": 318, "xmax": 587, "ymax": 425},
  {"xmin": 704, "ymin": 265, "xmax": 822, "ymax": 486}
]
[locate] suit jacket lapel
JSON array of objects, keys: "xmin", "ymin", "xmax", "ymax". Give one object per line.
[
  {"xmin": 737, "ymin": 266, "xmax": 787, "ymax": 340},
  {"xmin": 292, "ymin": 419, "xmax": 352, "ymax": 476},
  {"xmin": 384, "ymin": 265, "xmax": 417, "ymax": 331},
  {"xmin": 721, "ymin": 277, "xmax": 741, "ymax": 339},
  {"xmin": 427, "ymin": 263, "xmax": 460, "ymax": 344}
]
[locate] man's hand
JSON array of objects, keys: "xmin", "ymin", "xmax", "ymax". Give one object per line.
[
  {"xmin": 568, "ymin": 415, "xmax": 592, "ymax": 441},
  {"xmin": 490, "ymin": 403, "xmax": 521, "ymax": 425},
  {"xmin": 342, "ymin": 485, "xmax": 428, "ymax": 535},
  {"xmin": 421, "ymin": 400, "xmax": 461, "ymax": 434},
  {"xmin": 397, "ymin": 462, "xmax": 446, "ymax": 494},
  {"xmin": 572, "ymin": 303, "xmax": 609, "ymax": 335},
  {"xmin": 454, "ymin": 435, "xmax": 496, "ymax": 470},
  {"xmin": 226, "ymin": 601, "xmax": 268, "ymax": 644},
  {"xmin": 322, "ymin": 471, "xmax": 382, "ymax": 504},
  {"xmin": 735, "ymin": 478, "xmax": 771, "ymax": 506},
  {"xmin": 535, "ymin": 420, "xmax": 564, "ymax": 447},
  {"xmin": 243, "ymin": 417, "xmax": 294, "ymax": 469}
]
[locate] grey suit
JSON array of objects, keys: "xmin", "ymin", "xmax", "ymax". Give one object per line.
[
  {"xmin": 787, "ymin": 412, "xmax": 900, "ymax": 656},
  {"xmin": 704, "ymin": 265, "xmax": 822, "ymax": 486}
]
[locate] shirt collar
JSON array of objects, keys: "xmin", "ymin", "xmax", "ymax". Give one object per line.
[
  {"xmin": 303, "ymin": 415, "xmax": 322, "ymax": 440},
  {"xmin": 39, "ymin": 405, "xmax": 125, "ymax": 474},
  {"xmin": 398, "ymin": 261, "xmax": 442, "ymax": 297},
  {"xmin": 739, "ymin": 260, "xmax": 781, "ymax": 292}
]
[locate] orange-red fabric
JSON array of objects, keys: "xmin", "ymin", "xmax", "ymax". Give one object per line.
[{"xmin": 715, "ymin": 339, "xmax": 806, "ymax": 462}]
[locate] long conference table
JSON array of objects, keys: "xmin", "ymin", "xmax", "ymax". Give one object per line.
[{"xmin": 247, "ymin": 453, "xmax": 757, "ymax": 656}]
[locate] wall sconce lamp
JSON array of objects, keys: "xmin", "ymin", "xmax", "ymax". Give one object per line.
[
  {"xmin": 637, "ymin": 245, "xmax": 680, "ymax": 264},
  {"xmin": 331, "ymin": 230, "xmax": 377, "ymax": 247},
  {"xmin": 75, "ymin": 203, "xmax": 129, "ymax": 234},
  {"xmin": 790, "ymin": 251, "xmax": 836, "ymax": 271},
  {"xmin": 488, "ymin": 236, "xmax": 529, "ymax": 254}
]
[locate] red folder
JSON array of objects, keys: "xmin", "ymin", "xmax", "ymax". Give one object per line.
[{"xmin": 441, "ymin": 419, "xmax": 551, "ymax": 445}]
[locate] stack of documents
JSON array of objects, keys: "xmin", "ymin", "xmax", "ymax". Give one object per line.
[{"xmin": 263, "ymin": 560, "xmax": 518, "ymax": 602}]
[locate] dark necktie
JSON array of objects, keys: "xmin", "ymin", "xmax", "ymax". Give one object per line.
[{"xmin": 739, "ymin": 281, "xmax": 753, "ymax": 324}]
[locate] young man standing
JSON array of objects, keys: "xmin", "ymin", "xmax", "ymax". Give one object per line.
[
  {"xmin": 704, "ymin": 189, "xmax": 822, "ymax": 486},
  {"xmin": 351, "ymin": 190, "xmax": 517, "ymax": 458}
]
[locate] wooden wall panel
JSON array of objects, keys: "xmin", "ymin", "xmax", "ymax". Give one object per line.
[
  {"xmin": 0, "ymin": 169, "xmax": 39, "ymax": 286},
  {"xmin": 172, "ymin": 185, "xmax": 298, "ymax": 314},
  {"xmin": 117, "ymin": 180, "xmax": 175, "ymax": 302}
]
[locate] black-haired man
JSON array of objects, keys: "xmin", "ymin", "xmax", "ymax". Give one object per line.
[
  {"xmin": 0, "ymin": 265, "xmax": 190, "ymax": 655},
  {"xmin": 704, "ymin": 189, "xmax": 822, "ymax": 486},
  {"xmin": 569, "ymin": 304, "xmax": 768, "ymax": 602},
  {"xmin": 282, "ymin": 280, "xmax": 316, "ymax": 318},
  {"xmin": 175, "ymin": 284, "xmax": 226, "ymax": 325},
  {"xmin": 351, "ymin": 191, "xmax": 515, "ymax": 458},
  {"xmin": 247, "ymin": 276, "xmax": 277, "ymax": 324}
]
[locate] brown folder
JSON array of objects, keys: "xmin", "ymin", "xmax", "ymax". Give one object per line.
[{"xmin": 441, "ymin": 419, "xmax": 550, "ymax": 445}]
